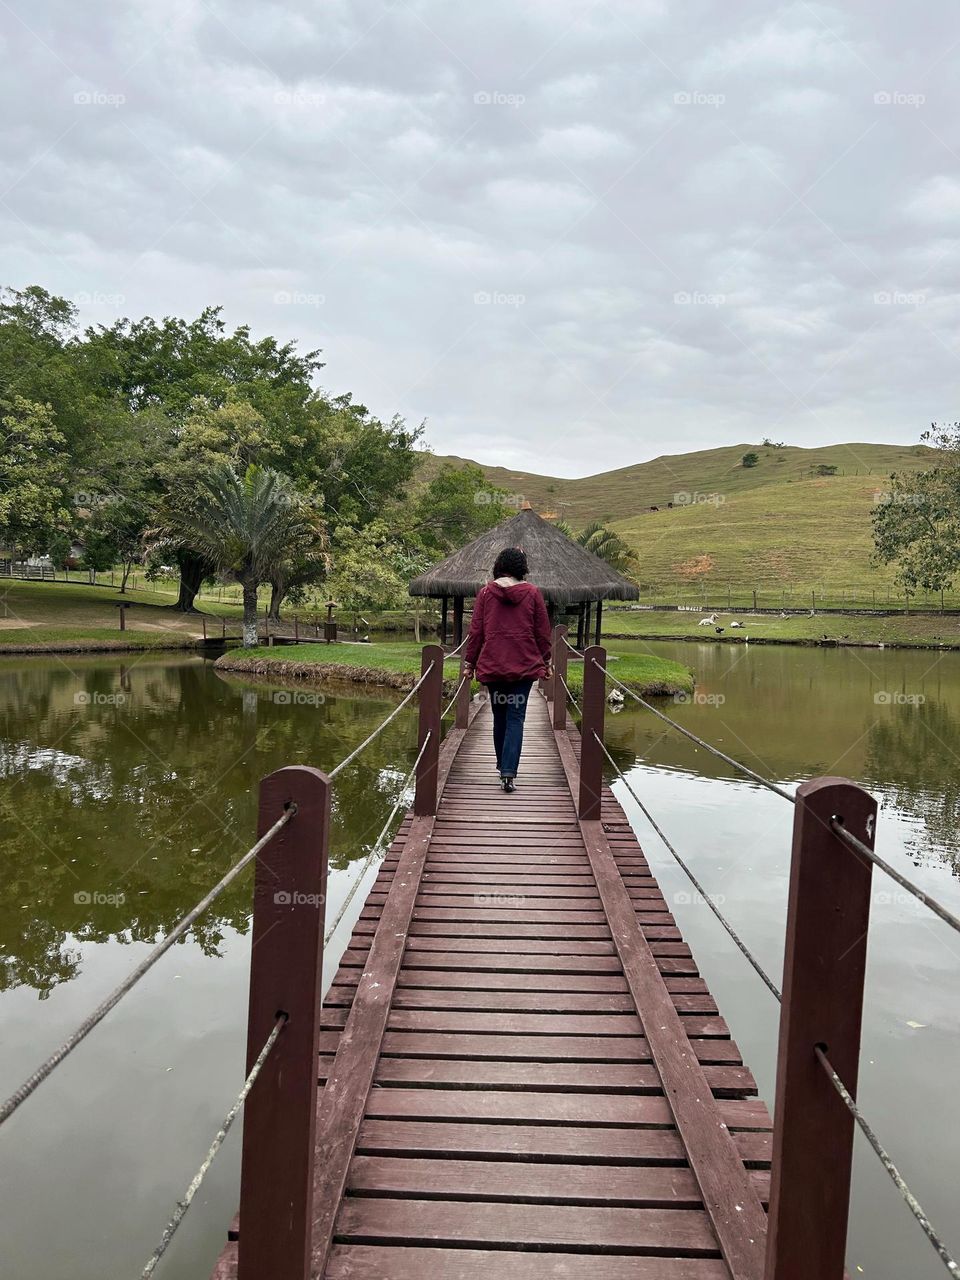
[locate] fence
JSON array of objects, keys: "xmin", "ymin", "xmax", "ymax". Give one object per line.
[{"xmin": 609, "ymin": 585, "xmax": 960, "ymax": 615}]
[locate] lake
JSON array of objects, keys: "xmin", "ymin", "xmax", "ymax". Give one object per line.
[{"xmin": 1, "ymin": 641, "xmax": 958, "ymax": 1279}]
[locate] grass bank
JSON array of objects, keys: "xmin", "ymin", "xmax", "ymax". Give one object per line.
[
  {"xmin": 603, "ymin": 609, "xmax": 960, "ymax": 649},
  {"xmin": 216, "ymin": 642, "xmax": 694, "ymax": 698}
]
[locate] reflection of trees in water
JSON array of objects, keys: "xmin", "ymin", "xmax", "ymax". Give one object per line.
[
  {"xmin": 864, "ymin": 701, "xmax": 960, "ymax": 879},
  {"xmin": 0, "ymin": 662, "xmax": 419, "ymax": 996}
]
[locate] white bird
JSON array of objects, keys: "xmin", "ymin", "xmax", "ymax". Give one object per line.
[
  {"xmin": 729, "ymin": 620, "xmax": 743, "ymax": 628},
  {"xmin": 607, "ymin": 689, "xmax": 625, "ymax": 705},
  {"xmin": 698, "ymin": 612, "xmax": 719, "ymax": 626}
]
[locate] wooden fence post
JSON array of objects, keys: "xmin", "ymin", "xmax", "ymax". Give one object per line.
[
  {"xmin": 238, "ymin": 765, "xmax": 330, "ymax": 1280},
  {"xmin": 414, "ymin": 644, "xmax": 443, "ymax": 816},
  {"xmin": 764, "ymin": 776, "xmax": 878, "ymax": 1280},
  {"xmin": 578, "ymin": 644, "xmax": 606, "ymax": 820},
  {"xmin": 552, "ymin": 625, "xmax": 568, "ymax": 732},
  {"xmin": 455, "ymin": 655, "xmax": 471, "ymax": 729}
]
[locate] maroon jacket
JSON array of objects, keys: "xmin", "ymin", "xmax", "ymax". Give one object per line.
[{"xmin": 464, "ymin": 580, "xmax": 552, "ymax": 683}]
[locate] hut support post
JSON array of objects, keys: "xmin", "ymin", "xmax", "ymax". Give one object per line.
[
  {"xmin": 584, "ymin": 602, "xmax": 593, "ymax": 648},
  {"xmin": 594, "ymin": 600, "xmax": 603, "ymax": 645},
  {"xmin": 576, "ymin": 603, "xmax": 585, "ymax": 649},
  {"xmin": 439, "ymin": 596, "xmax": 448, "ymax": 647},
  {"xmin": 452, "ymin": 595, "xmax": 464, "ymax": 648}
]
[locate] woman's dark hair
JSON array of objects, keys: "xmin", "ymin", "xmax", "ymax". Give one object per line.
[{"xmin": 493, "ymin": 547, "xmax": 528, "ymax": 580}]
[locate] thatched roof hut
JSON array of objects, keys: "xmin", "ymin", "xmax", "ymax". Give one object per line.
[{"xmin": 409, "ymin": 506, "xmax": 638, "ymax": 647}]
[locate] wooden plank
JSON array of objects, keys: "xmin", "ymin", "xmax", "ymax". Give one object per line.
[
  {"xmin": 334, "ymin": 1197, "xmax": 720, "ymax": 1254},
  {"xmin": 554, "ymin": 726, "xmax": 768, "ymax": 1280},
  {"xmin": 326, "ymin": 1245, "xmax": 730, "ymax": 1280},
  {"xmin": 317, "ymin": 1029, "xmax": 746, "ymax": 1064}
]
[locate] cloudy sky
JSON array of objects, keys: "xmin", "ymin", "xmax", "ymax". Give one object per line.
[{"xmin": 2, "ymin": 1, "xmax": 958, "ymax": 475}]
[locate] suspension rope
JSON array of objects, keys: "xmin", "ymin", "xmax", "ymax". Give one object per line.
[
  {"xmin": 141, "ymin": 1014, "xmax": 286, "ymax": 1279},
  {"xmin": 814, "ymin": 1047, "xmax": 959, "ymax": 1277},
  {"xmin": 0, "ymin": 808, "xmax": 295, "ymax": 1128},
  {"xmin": 446, "ymin": 637, "xmax": 468, "ymax": 657},
  {"xmin": 591, "ymin": 658, "xmax": 796, "ymax": 804},
  {"xmin": 324, "ymin": 732, "xmax": 432, "ymax": 946},
  {"xmin": 558, "ymin": 673, "xmax": 581, "ymax": 716},
  {"xmin": 441, "ymin": 677, "xmax": 467, "ymax": 721},
  {"xmin": 592, "ymin": 732, "xmax": 782, "ymax": 1001},
  {"xmin": 327, "ymin": 661, "xmax": 435, "ymax": 780},
  {"xmin": 830, "ymin": 819, "xmax": 960, "ymax": 936}
]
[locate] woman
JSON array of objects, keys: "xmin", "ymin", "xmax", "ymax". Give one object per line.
[{"xmin": 462, "ymin": 546, "xmax": 552, "ymax": 793}]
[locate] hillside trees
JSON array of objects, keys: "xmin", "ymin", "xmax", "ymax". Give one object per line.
[{"xmin": 873, "ymin": 424, "xmax": 960, "ymax": 594}]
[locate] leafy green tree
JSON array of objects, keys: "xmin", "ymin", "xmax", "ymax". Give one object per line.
[
  {"xmin": 0, "ymin": 396, "xmax": 72, "ymax": 554},
  {"xmin": 158, "ymin": 464, "xmax": 326, "ymax": 646},
  {"xmin": 326, "ymin": 521, "xmax": 410, "ymax": 629},
  {"xmin": 741, "ymin": 451, "xmax": 760, "ymax": 468},
  {"xmin": 410, "ymin": 463, "xmax": 508, "ymax": 553},
  {"xmin": 79, "ymin": 526, "xmax": 118, "ymax": 584},
  {"xmin": 873, "ymin": 424, "xmax": 960, "ymax": 593}
]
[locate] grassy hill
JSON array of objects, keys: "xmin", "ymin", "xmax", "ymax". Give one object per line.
[
  {"xmin": 422, "ymin": 441, "xmax": 946, "ymax": 606},
  {"xmin": 423, "ymin": 441, "xmax": 937, "ymax": 526}
]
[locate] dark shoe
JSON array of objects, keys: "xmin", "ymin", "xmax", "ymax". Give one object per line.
[{"xmin": 500, "ymin": 775, "xmax": 516, "ymax": 793}]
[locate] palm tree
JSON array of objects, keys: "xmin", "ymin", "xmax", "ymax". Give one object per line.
[
  {"xmin": 159, "ymin": 464, "xmax": 325, "ymax": 647},
  {"xmin": 555, "ymin": 518, "xmax": 637, "ymax": 575}
]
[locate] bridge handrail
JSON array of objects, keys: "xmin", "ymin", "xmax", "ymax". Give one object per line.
[{"xmin": 573, "ymin": 633, "xmax": 958, "ymax": 1278}]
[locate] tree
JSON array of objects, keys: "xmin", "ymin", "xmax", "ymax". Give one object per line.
[
  {"xmin": 741, "ymin": 451, "xmax": 760, "ymax": 468},
  {"xmin": 326, "ymin": 521, "xmax": 411, "ymax": 629},
  {"xmin": 553, "ymin": 519, "xmax": 637, "ymax": 575},
  {"xmin": 157, "ymin": 464, "xmax": 326, "ymax": 646},
  {"xmin": 410, "ymin": 463, "xmax": 508, "ymax": 553},
  {"xmin": 79, "ymin": 526, "xmax": 117, "ymax": 585},
  {"xmin": 0, "ymin": 396, "xmax": 72, "ymax": 554},
  {"xmin": 873, "ymin": 424, "xmax": 960, "ymax": 594}
]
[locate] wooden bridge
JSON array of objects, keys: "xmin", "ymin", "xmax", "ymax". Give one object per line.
[{"xmin": 208, "ymin": 633, "xmax": 893, "ymax": 1280}]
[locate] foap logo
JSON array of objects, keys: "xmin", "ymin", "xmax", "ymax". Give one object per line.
[
  {"xmin": 474, "ymin": 90, "xmax": 525, "ymax": 107},
  {"xmin": 474, "ymin": 490, "xmax": 526, "ymax": 508},
  {"xmin": 73, "ymin": 489, "xmax": 121, "ymax": 508},
  {"xmin": 274, "ymin": 290, "xmax": 325, "ymax": 306},
  {"xmin": 272, "ymin": 689, "xmax": 326, "ymax": 707},
  {"xmin": 274, "ymin": 890, "xmax": 325, "ymax": 907},
  {"xmin": 73, "ymin": 89, "xmax": 125, "ymax": 108},
  {"xmin": 874, "ymin": 690, "xmax": 925, "ymax": 706},
  {"xmin": 874, "ymin": 889, "xmax": 914, "ymax": 906},
  {"xmin": 873, "ymin": 290, "xmax": 926, "ymax": 307},
  {"xmin": 474, "ymin": 892, "xmax": 525, "ymax": 907},
  {"xmin": 675, "ymin": 890, "xmax": 726, "ymax": 906},
  {"xmin": 674, "ymin": 90, "xmax": 725, "ymax": 107},
  {"xmin": 74, "ymin": 691, "xmax": 127, "ymax": 707},
  {"xmin": 874, "ymin": 90, "xmax": 925, "ymax": 108},
  {"xmin": 673, "ymin": 291, "xmax": 726, "ymax": 307},
  {"xmin": 474, "ymin": 290, "xmax": 525, "ymax": 307},
  {"xmin": 673, "ymin": 491, "xmax": 726, "ymax": 507},
  {"xmin": 872, "ymin": 490, "xmax": 925, "ymax": 506},
  {"xmin": 673, "ymin": 690, "xmax": 726, "ymax": 707},
  {"xmin": 73, "ymin": 291, "xmax": 126, "ymax": 307},
  {"xmin": 74, "ymin": 890, "xmax": 125, "ymax": 906},
  {"xmin": 274, "ymin": 89, "xmax": 325, "ymax": 108}
]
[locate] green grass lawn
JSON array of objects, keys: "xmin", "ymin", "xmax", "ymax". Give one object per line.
[
  {"xmin": 603, "ymin": 608, "xmax": 960, "ymax": 648},
  {"xmin": 217, "ymin": 641, "xmax": 694, "ymax": 697}
]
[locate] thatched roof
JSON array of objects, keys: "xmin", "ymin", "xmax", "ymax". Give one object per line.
[{"xmin": 408, "ymin": 507, "xmax": 639, "ymax": 605}]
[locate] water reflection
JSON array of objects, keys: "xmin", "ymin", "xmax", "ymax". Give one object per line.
[{"xmin": 0, "ymin": 655, "xmax": 419, "ymax": 998}]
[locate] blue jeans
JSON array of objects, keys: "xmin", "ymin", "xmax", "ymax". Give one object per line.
[{"xmin": 487, "ymin": 680, "xmax": 533, "ymax": 777}]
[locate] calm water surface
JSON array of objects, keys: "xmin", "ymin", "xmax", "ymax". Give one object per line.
[{"xmin": 1, "ymin": 642, "xmax": 959, "ymax": 1279}]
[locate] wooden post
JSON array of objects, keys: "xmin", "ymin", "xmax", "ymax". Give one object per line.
[
  {"xmin": 238, "ymin": 766, "xmax": 330, "ymax": 1280},
  {"xmin": 118, "ymin": 605, "xmax": 126, "ymax": 632},
  {"xmin": 578, "ymin": 644, "xmax": 606, "ymax": 820},
  {"xmin": 294, "ymin": 616, "xmax": 299, "ymax": 643},
  {"xmin": 552, "ymin": 624, "xmax": 568, "ymax": 732},
  {"xmin": 414, "ymin": 644, "xmax": 443, "ymax": 816},
  {"xmin": 764, "ymin": 777, "xmax": 878, "ymax": 1280},
  {"xmin": 202, "ymin": 616, "xmax": 207, "ymax": 641},
  {"xmin": 222, "ymin": 618, "xmax": 226, "ymax": 641},
  {"xmin": 440, "ymin": 596, "xmax": 448, "ymax": 647},
  {"xmin": 455, "ymin": 654, "xmax": 471, "ymax": 729},
  {"xmin": 576, "ymin": 603, "xmax": 585, "ymax": 649},
  {"xmin": 452, "ymin": 595, "xmax": 464, "ymax": 648},
  {"xmin": 594, "ymin": 600, "xmax": 603, "ymax": 645},
  {"xmin": 753, "ymin": 589, "xmax": 758, "ymax": 611}
]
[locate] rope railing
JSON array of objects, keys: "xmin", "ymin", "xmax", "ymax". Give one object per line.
[
  {"xmin": 327, "ymin": 660, "xmax": 435, "ymax": 780},
  {"xmin": 572, "ymin": 640, "xmax": 959, "ymax": 1277},
  {"xmin": 441, "ymin": 677, "xmax": 467, "ymax": 721},
  {"xmin": 141, "ymin": 1013, "xmax": 287, "ymax": 1279},
  {"xmin": 0, "ymin": 806, "xmax": 295, "ymax": 1128},
  {"xmin": 323, "ymin": 731, "xmax": 432, "ymax": 946},
  {"xmin": 814, "ymin": 1047, "xmax": 959, "ymax": 1277},
  {"xmin": 592, "ymin": 731, "xmax": 782, "ymax": 1002},
  {"xmin": 558, "ymin": 672, "xmax": 581, "ymax": 717}
]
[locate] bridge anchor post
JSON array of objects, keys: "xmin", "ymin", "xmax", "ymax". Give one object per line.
[
  {"xmin": 237, "ymin": 766, "xmax": 330, "ymax": 1280},
  {"xmin": 764, "ymin": 776, "xmax": 877, "ymax": 1280},
  {"xmin": 414, "ymin": 644, "xmax": 443, "ymax": 815},
  {"xmin": 578, "ymin": 644, "xmax": 605, "ymax": 820},
  {"xmin": 551, "ymin": 624, "xmax": 568, "ymax": 731}
]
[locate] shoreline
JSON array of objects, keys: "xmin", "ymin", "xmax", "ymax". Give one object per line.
[{"xmin": 603, "ymin": 631, "xmax": 960, "ymax": 651}]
